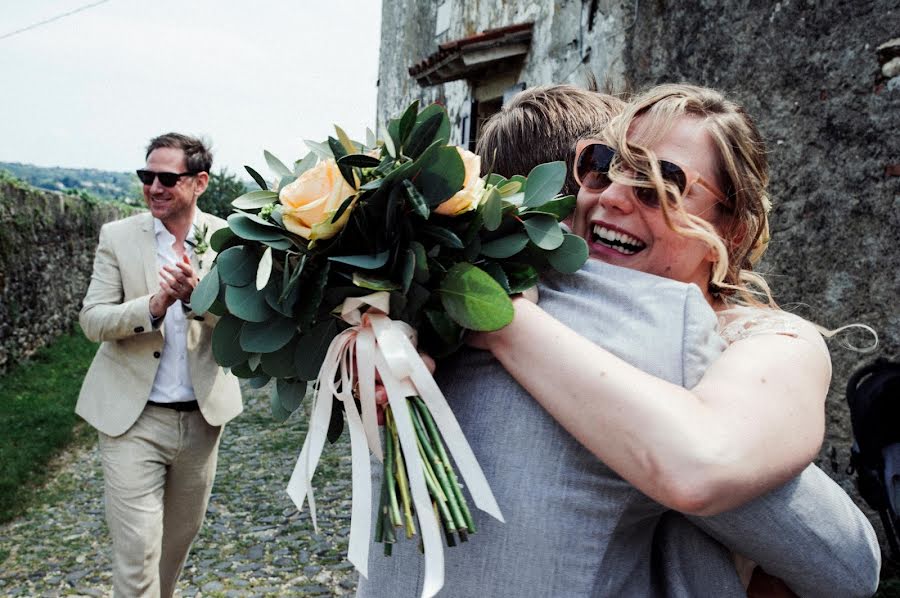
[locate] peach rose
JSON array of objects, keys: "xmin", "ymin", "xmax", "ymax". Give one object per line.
[
  {"xmin": 434, "ymin": 147, "xmax": 486, "ymax": 216},
  {"xmin": 279, "ymin": 159, "xmax": 357, "ymax": 241}
]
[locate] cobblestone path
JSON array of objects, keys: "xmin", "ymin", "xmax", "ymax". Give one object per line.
[{"xmin": 0, "ymin": 385, "xmax": 359, "ymax": 597}]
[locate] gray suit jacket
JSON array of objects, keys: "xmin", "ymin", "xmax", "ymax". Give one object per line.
[{"xmin": 357, "ymin": 259, "xmax": 879, "ymax": 597}]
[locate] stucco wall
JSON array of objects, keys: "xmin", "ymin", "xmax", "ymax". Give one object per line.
[
  {"xmin": 378, "ymin": 0, "xmax": 900, "ymax": 535},
  {"xmin": 0, "ymin": 179, "xmax": 136, "ymax": 374}
]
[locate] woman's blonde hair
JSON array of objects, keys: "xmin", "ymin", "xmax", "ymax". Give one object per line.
[{"xmin": 603, "ymin": 83, "xmax": 774, "ymax": 306}]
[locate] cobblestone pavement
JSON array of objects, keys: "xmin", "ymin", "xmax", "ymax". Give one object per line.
[{"xmin": 0, "ymin": 385, "xmax": 359, "ymax": 597}]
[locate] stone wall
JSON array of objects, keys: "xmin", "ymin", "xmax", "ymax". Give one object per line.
[
  {"xmin": 378, "ymin": 0, "xmax": 900, "ymax": 533},
  {"xmin": 0, "ymin": 178, "xmax": 137, "ymax": 375}
]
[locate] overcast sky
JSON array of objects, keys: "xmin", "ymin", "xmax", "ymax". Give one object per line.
[{"xmin": 0, "ymin": 0, "xmax": 382, "ymax": 177}]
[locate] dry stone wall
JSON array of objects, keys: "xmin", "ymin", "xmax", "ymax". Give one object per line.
[{"xmin": 0, "ymin": 178, "xmax": 137, "ymax": 375}]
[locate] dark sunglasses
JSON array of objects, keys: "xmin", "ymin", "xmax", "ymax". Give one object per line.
[
  {"xmin": 574, "ymin": 142, "xmax": 726, "ymax": 208},
  {"xmin": 136, "ymin": 169, "xmax": 199, "ymax": 187}
]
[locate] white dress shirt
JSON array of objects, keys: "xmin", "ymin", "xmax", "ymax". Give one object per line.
[{"xmin": 148, "ymin": 217, "xmax": 198, "ymax": 404}]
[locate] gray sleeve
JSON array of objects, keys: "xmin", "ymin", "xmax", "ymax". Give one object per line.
[
  {"xmin": 686, "ymin": 464, "xmax": 881, "ymax": 598},
  {"xmin": 680, "ymin": 284, "xmax": 725, "ymax": 389}
]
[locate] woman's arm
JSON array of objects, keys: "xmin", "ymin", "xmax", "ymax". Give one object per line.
[{"xmin": 471, "ymin": 298, "xmax": 831, "ymax": 515}]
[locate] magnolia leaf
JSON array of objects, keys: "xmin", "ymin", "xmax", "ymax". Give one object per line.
[
  {"xmin": 295, "ymin": 320, "xmax": 340, "ymax": 380},
  {"xmin": 523, "ymin": 161, "xmax": 566, "ymax": 208},
  {"xmin": 522, "ymin": 214, "xmax": 565, "ymax": 250},
  {"xmin": 402, "ymin": 179, "xmax": 430, "ymax": 218},
  {"xmin": 480, "ymin": 232, "xmax": 529, "ymax": 259},
  {"xmin": 293, "ymin": 152, "xmax": 318, "ymax": 177},
  {"xmin": 305, "ymin": 139, "xmax": 334, "ymax": 160},
  {"xmin": 522, "ymin": 194, "xmax": 576, "ymax": 220},
  {"xmin": 210, "ymin": 227, "xmax": 236, "ymax": 252},
  {"xmin": 217, "ymin": 246, "xmax": 257, "ymax": 286},
  {"xmin": 329, "ymin": 250, "xmax": 389, "ymax": 270},
  {"xmin": 245, "ymin": 165, "xmax": 268, "ymax": 190},
  {"xmin": 416, "ymin": 146, "xmax": 465, "ymax": 206},
  {"xmin": 480, "ymin": 261, "xmax": 511, "ymax": 293},
  {"xmin": 502, "ymin": 262, "xmax": 539, "ymax": 294},
  {"xmin": 404, "ymin": 112, "xmax": 444, "ymax": 160},
  {"xmin": 225, "ymin": 283, "xmax": 274, "ymax": 322},
  {"xmin": 328, "ymin": 136, "xmax": 348, "ymax": 161},
  {"xmin": 421, "ymin": 224, "xmax": 464, "ymax": 249},
  {"xmin": 439, "ymin": 263, "xmax": 514, "ymax": 332},
  {"xmin": 211, "ymin": 314, "xmax": 247, "ymax": 367},
  {"xmin": 352, "ymin": 272, "xmax": 401, "ymax": 291},
  {"xmin": 270, "ymin": 391, "xmax": 293, "ymax": 422},
  {"xmin": 240, "ymin": 315, "xmax": 296, "ymax": 353},
  {"xmin": 191, "ymin": 265, "xmax": 220, "ymax": 314},
  {"xmin": 261, "ymin": 336, "xmax": 300, "ymax": 378},
  {"xmin": 232, "ymin": 190, "xmax": 278, "ymax": 210},
  {"xmin": 397, "ymin": 100, "xmax": 419, "ymax": 147},
  {"xmin": 334, "ymin": 124, "xmax": 358, "ymax": 155},
  {"xmin": 264, "ymin": 150, "xmax": 293, "ymax": 178},
  {"xmin": 255, "ymin": 247, "xmax": 273, "ymax": 290},
  {"xmin": 481, "ymin": 186, "xmax": 502, "ymax": 231},
  {"xmin": 547, "ymin": 233, "xmax": 589, "ymax": 274},
  {"xmin": 277, "ymin": 378, "xmax": 308, "ymax": 413},
  {"xmin": 338, "ymin": 154, "xmax": 381, "ymax": 168}
]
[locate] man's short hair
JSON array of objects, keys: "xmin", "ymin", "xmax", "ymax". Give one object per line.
[
  {"xmin": 145, "ymin": 133, "xmax": 213, "ymax": 174},
  {"xmin": 475, "ymin": 85, "xmax": 624, "ymax": 196}
]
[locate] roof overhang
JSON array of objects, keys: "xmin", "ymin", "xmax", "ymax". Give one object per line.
[{"xmin": 409, "ymin": 22, "xmax": 533, "ymax": 87}]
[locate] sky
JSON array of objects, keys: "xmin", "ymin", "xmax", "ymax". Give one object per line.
[{"xmin": 0, "ymin": 0, "xmax": 382, "ymax": 177}]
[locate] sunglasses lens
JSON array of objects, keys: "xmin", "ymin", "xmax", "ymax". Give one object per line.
[
  {"xmin": 634, "ymin": 161, "xmax": 688, "ymax": 208},
  {"xmin": 576, "ymin": 144, "xmax": 615, "ymax": 190},
  {"xmin": 136, "ymin": 170, "xmax": 155, "ymax": 185},
  {"xmin": 157, "ymin": 173, "xmax": 179, "ymax": 187}
]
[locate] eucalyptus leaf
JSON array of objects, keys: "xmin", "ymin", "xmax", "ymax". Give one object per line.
[
  {"xmin": 502, "ymin": 262, "xmax": 539, "ymax": 294},
  {"xmin": 425, "ymin": 309, "xmax": 463, "ymax": 346},
  {"xmin": 522, "ymin": 214, "xmax": 565, "ymax": 250},
  {"xmin": 401, "ymin": 247, "xmax": 415, "ymax": 294},
  {"xmin": 522, "ymin": 194, "xmax": 576, "ymax": 220},
  {"xmin": 264, "ymin": 150, "xmax": 293, "ymax": 178},
  {"xmin": 211, "ymin": 314, "xmax": 247, "ymax": 368},
  {"xmin": 382, "ymin": 131, "xmax": 396, "ymax": 158},
  {"xmin": 248, "ymin": 375, "xmax": 271, "ymax": 389},
  {"xmin": 191, "ymin": 265, "xmax": 220, "ymax": 314},
  {"xmin": 415, "ymin": 146, "xmax": 465, "ymax": 206},
  {"xmin": 486, "ymin": 173, "xmax": 508, "ymax": 187},
  {"xmin": 294, "ymin": 319, "xmax": 340, "ymax": 380},
  {"xmin": 256, "ymin": 247, "xmax": 273, "ymax": 290},
  {"xmin": 480, "ymin": 261, "xmax": 511, "ymax": 293},
  {"xmin": 248, "ymin": 352, "xmax": 262, "ymax": 372},
  {"xmin": 327, "ymin": 401, "xmax": 345, "ymax": 443},
  {"xmin": 293, "ymin": 152, "xmax": 318, "ymax": 177},
  {"xmin": 217, "ymin": 246, "xmax": 257, "ymax": 286},
  {"xmin": 547, "ymin": 233, "xmax": 589, "ymax": 274},
  {"xmin": 225, "ymin": 283, "xmax": 274, "ymax": 322},
  {"xmin": 352, "ymin": 272, "xmax": 401, "ymax": 291},
  {"xmin": 232, "ymin": 190, "xmax": 278, "ymax": 210},
  {"xmin": 305, "ymin": 139, "xmax": 334, "ymax": 160},
  {"xmin": 410, "ymin": 241, "xmax": 429, "ymax": 283},
  {"xmin": 366, "ymin": 127, "xmax": 376, "ymax": 149},
  {"xmin": 208, "ymin": 298, "xmax": 227, "ymax": 317},
  {"xmin": 480, "ymin": 232, "xmax": 529, "ymax": 259},
  {"xmin": 270, "ymin": 392, "xmax": 292, "ymax": 422},
  {"xmin": 245, "ymin": 165, "xmax": 268, "ymax": 190},
  {"xmin": 261, "ymin": 237, "xmax": 293, "ymax": 251},
  {"xmin": 261, "ymin": 337, "xmax": 299, "ymax": 378},
  {"xmin": 231, "ymin": 360, "xmax": 263, "ymax": 379},
  {"xmin": 497, "ymin": 180, "xmax": 523, "ymax": 197},
  {"xmin": 227, "ymin": 213, "xmax": 283, "ymax": 242},
  {"xmin": 210, "ymin": 227, "xmax": 236, "ymax": 252},
  {"xmin": 240, "ymin": 315, "xmax": 296, "ymax": 353},
  {"xmin": 277, "ymin": 378, "xmax": 308, "ymax": 413},
  {"xmin": 523, "ymin": 161, "xmax": 566, "ymax": 208},
  {"xmin": 481, "ymin": 186, "xmax": 502, "ymax": 231},
  {"xmin": 439, "ymin": 263, "xmax": 514, "ymax": 332},
  {"xmin": 334, "ymin": 125, "xmax": 358, "ymax": 155},
  {"xmin": 296, "ymin": 262, "xmax": 329, "ymax": 331},
  {"xmin": 328, "ymin": 250, "xmax": 389, "ymax": 270}
]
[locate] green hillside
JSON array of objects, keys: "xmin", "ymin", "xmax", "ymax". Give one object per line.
[{"xmin": 0, "ymin": 161, "xmax": 141, "ymax": 204}]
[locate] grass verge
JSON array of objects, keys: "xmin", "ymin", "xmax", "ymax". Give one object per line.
[{"xmin": 0, "ymin": 325, "xmax": 98, "ymax": 523}]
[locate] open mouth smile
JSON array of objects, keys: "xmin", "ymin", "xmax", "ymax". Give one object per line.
[{"xmin": 591, "ymin": 224, "xmax": 646, "ymax": 255}]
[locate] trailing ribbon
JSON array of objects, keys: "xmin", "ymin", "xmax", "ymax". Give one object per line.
[{"xmin": 286, "ymin": 291, "xmax": 503, "ymax": 598}]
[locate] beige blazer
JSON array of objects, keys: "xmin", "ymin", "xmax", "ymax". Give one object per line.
[{"xmin": 76, "ymin": 210, "xmax": 242, "ymax": 437}]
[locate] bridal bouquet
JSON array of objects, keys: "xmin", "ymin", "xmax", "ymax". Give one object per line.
[{"xmin": 191, "ymin": 101, "xmax": 587, "ymax": 597}]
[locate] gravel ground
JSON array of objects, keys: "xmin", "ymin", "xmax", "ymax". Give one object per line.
[{"xmin": 0, "ymin": 384, "xmax": 360, "ymax": 597}]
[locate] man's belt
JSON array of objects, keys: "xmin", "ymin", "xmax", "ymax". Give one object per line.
[{"xmin": 147, "ymin": 400, "xmax": 200, "ymax": 412}]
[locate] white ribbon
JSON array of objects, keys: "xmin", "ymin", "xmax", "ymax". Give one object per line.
[{"xmin": 286, "ymin": 291, "xmax": 503, "ymax": 598}]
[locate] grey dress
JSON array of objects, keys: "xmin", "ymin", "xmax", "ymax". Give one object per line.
[{"xmin": 356, "ymin": 260, "xmax": 879, "ymax": 597}]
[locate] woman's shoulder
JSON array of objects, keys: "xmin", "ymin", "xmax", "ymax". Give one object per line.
[{"xmin": 716, "ymin": 306, "xmax": 830, "ymax": 359}]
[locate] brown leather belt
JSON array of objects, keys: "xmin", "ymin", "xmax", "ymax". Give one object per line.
[{"xmin": 147, "ymin": 400, "xmax": 200, "ymax": 412}]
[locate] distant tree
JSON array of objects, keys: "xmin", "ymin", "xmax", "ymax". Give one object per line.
[{"xmin": 199, "ymin": 168, "xmax": 249, "ymax": 219}]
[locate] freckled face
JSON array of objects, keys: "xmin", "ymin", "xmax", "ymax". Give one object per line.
[{"xmin": 572, "ymin": 116, "xmax": 726, "ymax": 291}]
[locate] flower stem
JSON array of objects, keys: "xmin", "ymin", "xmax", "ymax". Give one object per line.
[
  {"xmin": 391, "ymin": 415, "xmax": 416, "ymax": 538},
  {"xmin": 383, "ymin": 409, "xmax": 402, "ymax": 528}
]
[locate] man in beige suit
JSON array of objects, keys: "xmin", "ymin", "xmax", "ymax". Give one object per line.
[{"xmin": 77, "ymin": 133, "xmax": 242, "ymax": 597}]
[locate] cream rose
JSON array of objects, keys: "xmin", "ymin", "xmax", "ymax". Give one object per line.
[
  {"xmin": 434, "ymin": 147, "xmax": 486, "ymax": 216},
  {"xmin": 279, "ymin": 159, "xmax": 357, "ymax": 241}
]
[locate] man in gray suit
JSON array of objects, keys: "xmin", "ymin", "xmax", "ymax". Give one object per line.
[{"xmin": 77, "ymin": 133, "xmax": 242, "ymax": 597}]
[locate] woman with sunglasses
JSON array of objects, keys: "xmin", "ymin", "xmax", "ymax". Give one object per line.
[{"xmin": 464, "ymin": 83, "xmax": 879, "ymax": 595}]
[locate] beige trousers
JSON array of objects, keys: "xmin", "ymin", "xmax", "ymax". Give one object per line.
[{"xmin": 99, "ymin": 404, "xmax": 222, "ymax": 598}]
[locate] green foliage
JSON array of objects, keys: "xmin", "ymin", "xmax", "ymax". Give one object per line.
[
  {"xmin": 0, "ymin": 161, "xmax": 140, "ymax": 205},
  {"xmin": 199, "ymin": 168, "xmax": 251, "ymax": 219},
  {"xmin": 0, "ymin": 326, "xmax": 99, "ymax": 523}
]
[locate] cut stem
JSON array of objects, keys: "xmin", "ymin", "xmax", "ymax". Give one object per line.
[{"xmin": 391, "ymin": 416, "xmax": 416, "ymax": 538}]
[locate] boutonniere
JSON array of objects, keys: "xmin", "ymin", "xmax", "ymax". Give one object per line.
[{"xmin": 188, "ymin": 223, "xmax": 210, "ymax": 270}]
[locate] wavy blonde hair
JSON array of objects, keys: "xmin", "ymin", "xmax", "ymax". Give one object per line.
[{"xmin": 602, "ymin": 83, "xmax": 773, "ymax": 306}]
